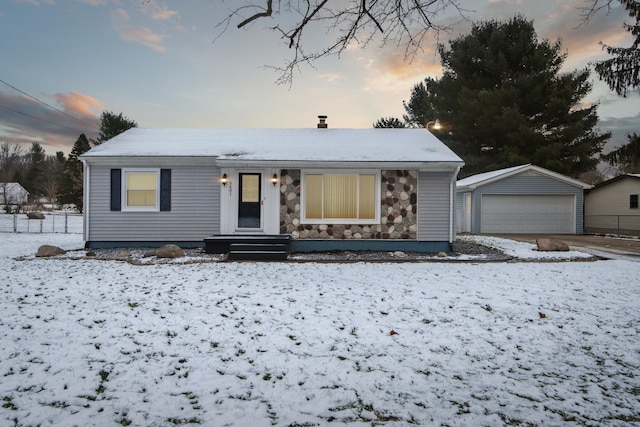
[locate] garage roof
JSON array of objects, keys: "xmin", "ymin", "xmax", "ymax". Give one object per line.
[{"xmin": 457, "ymin": 164, "xmax": 592, "ymax": 191}]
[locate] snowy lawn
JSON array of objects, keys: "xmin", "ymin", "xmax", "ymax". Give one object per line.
[{"xmin": 1, "ymin": 232, "xmax": 639, "ymax": 426}]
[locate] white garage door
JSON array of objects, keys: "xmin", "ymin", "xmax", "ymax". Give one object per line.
[{"xmin": 481, "ymin": 195, "xmax": 575, "ymax": 234}]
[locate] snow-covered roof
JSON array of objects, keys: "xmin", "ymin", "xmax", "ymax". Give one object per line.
[
  {"xmin": 0, "ymin": 182, "xmax": 28, "ymax": 194},
  {"xmin": 457, "ymin": 164, "xmax": 591, "ymax": 190},
  {"xmin": 456, "ymin": 165, "xmax": 528, "ymax": 188},
  {"xmin": 81, "ymin": 128, "xmax": 464, "ymax": 165},
  {"xmin": 590, "ymin": 173, "xmax": 640, "ymax": 190}
]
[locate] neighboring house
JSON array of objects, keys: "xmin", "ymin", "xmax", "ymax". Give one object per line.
[
  {"xmin": 456, "ymin": 164, "xmax": 591, "ymax": 234},
  {"xmin": 80, "ymin": 123, "xmax": 464, "ymax": 253},
  {"xmin": 584, "ymin": 174, "xmax": 640, "ymax": 235},
  {"xmin": 0, "ymin": 182, "xmax": 29, "ymax": 206}
]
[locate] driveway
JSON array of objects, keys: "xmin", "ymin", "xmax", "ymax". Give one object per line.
[{"xmin": 488, "ymin": 233, "xmax": 640, "ymax": 260}]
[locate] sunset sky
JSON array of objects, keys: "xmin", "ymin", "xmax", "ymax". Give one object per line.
[{"xmin": 0, "ymin": 0, "xmax": 638, "ymax": 156}]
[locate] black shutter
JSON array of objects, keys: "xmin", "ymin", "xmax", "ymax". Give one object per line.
[
  {"xmin": 110, "ymin": 169, "xmax": 121, "ymax": 211},
  {"xmin": 160, "ymin": 169, "xmax": 171, "ymax": 211}
]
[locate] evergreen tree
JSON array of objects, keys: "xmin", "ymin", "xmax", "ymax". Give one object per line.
[
  {"xmin": 24, "ymin": 142, "xmax": 46, "ymax": 201},
  {"xmin": 41, "ymin": 152, "xmax": 66, "ymax": 207},
  {"xmin": 403, "ymin": 15, "xmax": 610, "ymax": 177},
  {"xmin": 602, "ymin": 133, "xmax": 640, "ymax": 173},
  {"xmin": 373, "ymin": 117, "xmax": 406, "ymax": 128},
  {"xmin": 94, "ymin": 110, "xmax": 138, "ymax": 145},
  {"xmin": 402, "ymin": 78, "xmax": 439, "ymax": 128},
  {"xmin": 60, "ymin": 134, "xmax": 91, "ymax": 211},
  {"xmin": 593, "ymin": 0, "xmax": 640, "ymax": 97}
]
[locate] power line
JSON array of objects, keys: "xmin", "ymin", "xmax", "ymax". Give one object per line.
[
  {"xmin": 0, "ymin": 78, "xmax": 99, "ymax": 130},
  {"xmin": 0, "ymin": 104, "xmax": 90, "ymax": 134}
]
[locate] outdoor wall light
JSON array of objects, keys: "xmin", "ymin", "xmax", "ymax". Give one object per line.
[
  {"xmin": 426, "ymin": 119, "xmax": 441, "ymax": 131},
  {"xmin": 271, "ymin": 174, "xmax": 278, "ymax": 186},
  {"xmin": 221, "ymin": 173, "xmax": 228, "ymax": 186}
]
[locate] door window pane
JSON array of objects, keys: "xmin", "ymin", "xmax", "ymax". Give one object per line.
[{"xmin": 242, "ymin": 175, "xmax": 260, "ymax": 203}]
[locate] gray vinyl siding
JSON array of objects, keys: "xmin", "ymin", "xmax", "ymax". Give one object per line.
[
  {"xmin": 417, "ymin": 171, "xmax": 452, "ymax": 241},
  {"xmin": 468, "ymin": 174, "xmax": 584, "ymax": 234},
  {"xmin": 455, "ymin": 192, "xmax": 465, "ymax": 233},
  {"xmin": 87, "ymin": 164, "xmax": 220, "ymax": 242}
]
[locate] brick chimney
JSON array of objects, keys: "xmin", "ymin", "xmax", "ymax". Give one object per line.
[{"xmin": 317, "ymin": 115, "xmax": 328, "ymax": 128}]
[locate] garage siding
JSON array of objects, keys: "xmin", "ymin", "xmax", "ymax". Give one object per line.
[
  {"xmin": 470, "ymin": 174, "xmax": 584, "ymax": 234},
  {"xmin": 87, "ymin": 164, "xmax": 221, "ymax": 243}
]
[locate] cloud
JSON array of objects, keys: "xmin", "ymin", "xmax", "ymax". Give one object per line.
[
  {"xmin": 362, "ymin": 47, "xmax": 442, "ymax": 93},
  {"xmin": 53, "ymin": 92, "xmax": 103, "ymax": 118},
  {"xmin": 599, "ymin": 113, "xmax": 640, "ymax": 150},
  {"xmin": 77, "ymin": 0, "xmax": 109, "ymax": 5},
  {"xmin": 150, "ymin": 4, "xmax": 179, "ymax": 21},
  {"xmin": 538, "ymin": 3, "xmax": 631, "ymax": 70},
  {"xmin": 317, "ymin": 73, "xmax": 343, "ymax": 83},
  {"xmin": 0, "ymin": 89, "xmax": 101, "ymax": 154},
  {"xmin": 111, "ymin": 7, "xmax": 168, "ymax": 52}
]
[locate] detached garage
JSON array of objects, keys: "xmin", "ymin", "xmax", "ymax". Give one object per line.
[{"xmin": 456, "ymin": 164, "xmax": 591, "ymax": 234}]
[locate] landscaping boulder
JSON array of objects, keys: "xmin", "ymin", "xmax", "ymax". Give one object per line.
[
  {"xmin": 156, "ymin": 244, "xmax": 185, "ymax": 258},
  {"xmin": 36, "ymin": 245, "xmax": 66, "ymax": 257},
  {"xmin": 27, "ymin": 212, "xmax": 45, "ymax": 220},
  {"xmin": 536, "ymin": 238, "xmax": 570, "ymax": 252}
]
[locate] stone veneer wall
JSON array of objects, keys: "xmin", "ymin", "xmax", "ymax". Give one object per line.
[{"xmin": 279, "ymin": 169, "xmax": 418, "ymax": 240}]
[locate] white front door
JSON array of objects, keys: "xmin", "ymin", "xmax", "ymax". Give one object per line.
[{"xmin": 220, "ymin": 168, "xmax": 280, "ymax": 235}]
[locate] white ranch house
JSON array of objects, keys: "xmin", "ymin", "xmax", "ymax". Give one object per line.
[{"xmin": 80, "ymin": 124, "xmax": 464, "ymax": 258}]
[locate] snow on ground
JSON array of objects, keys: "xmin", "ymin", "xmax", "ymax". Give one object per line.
[
  {"xmin": 456, "ymin": 235, "xmax": 595, "ymax": 260},
  {"xmin": 1, "ymin": 228, "xmax": 639, "ymax": 426}
]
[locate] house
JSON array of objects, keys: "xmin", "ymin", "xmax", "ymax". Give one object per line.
[
  {"xmin": 456, "ymin": 164, "xmax": 591, "ymax": 234},
  {"xmin": 0, "ymin": 182, "xmax": 29, "ymax": 206},
  {"xmin": 584, "ymin": 174, "xmax": 640, "ymax": 235},
  {"xmin": 80, "ymin": 121, "xmax": 464, "ymax": 254}
]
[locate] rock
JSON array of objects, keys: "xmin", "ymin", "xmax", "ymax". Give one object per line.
[
  {"xmin": 156, "ymin": 244, "xmax": 185, "ymax": 258},
  {"xmin": 437, "ymin": 251, "xmax": 448, "ymax": 258},
  {"xmin": 536, "ymin": 238, "xmax": 570, "ymax": 252},
  {"xmin": 36, "ymin": 245, "xmax": 66, "ymax": 257},
  {"xmin": 392, "ymin": 251, "xmax": 406, "ymax": 257},
  {"xmin": 27, "ymin": 212, "xmax": 45, "ymax": 220}
]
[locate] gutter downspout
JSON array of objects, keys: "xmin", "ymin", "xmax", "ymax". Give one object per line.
[
  {"xmin": 82, "ymin": 160, "xmax": 89, "ymax": 247},
  {"xmin": 449, "ymin": 165, "xmax": 461, "ymax": 244}
]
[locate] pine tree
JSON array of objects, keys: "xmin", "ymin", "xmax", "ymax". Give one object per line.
[
  {"xmin": 602, "ymin": 133, "xmax": 640, "ymax": 173},
  {"xmin": 24, "ymin": 142, "xmax": 46, "ymax": 201},
  {"xmin": 593, "ymin": 0, "xmax": 640, "ymax": 97},
  {"xmin": 373, "ymin": 117, "xmax": 406, "ymax": 128},
  {"xmin": 403, "ymin": 15, "xmax": 610, "ymax": 177},
  {"xmin": 93, "ymin": 111, "xmax": 138, "ymax": 145},
  {"xmin": 60, "ymin": 134, "xmax": 91, "ymax": 211}
]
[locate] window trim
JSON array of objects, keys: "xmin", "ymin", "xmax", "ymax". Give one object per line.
[
  {"xmin": 122, "ymin": 168, "xmax": 160, "ymax": 212},
  {"xmin": 631, "ymin": 194, "xmax": 639, "ymax": 209},
  {"xmin": 301, "ymin": 170, "xmax": 381, "ymax": 224}
]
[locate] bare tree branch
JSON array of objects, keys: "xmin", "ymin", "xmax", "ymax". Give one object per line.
[
  {"xmin": 216, "ymin": 0, "xmax": 472, "ymax": 85},
  {"xmin": 237, "ymin": 0, "xmax": 273, "ymax": 28}
]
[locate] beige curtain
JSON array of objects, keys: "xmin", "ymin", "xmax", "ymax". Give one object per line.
[
  {"xmin": 305, "ymin": 175, "xmax": 323, "ymax": 218},
  {"xmin": 324, "ymin": 175, "xmax": 357, "ymax": 218},
  {"xmin": 127, "ymin": 173, "xmax": 157, "ymax": 206},
  {"xmin": 358, "ymin": 175, "xmax": 376, "ymax": 219},
  {"xmin": 306, "ymin": 173, "xmax": 376, "ymax": 220}
]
